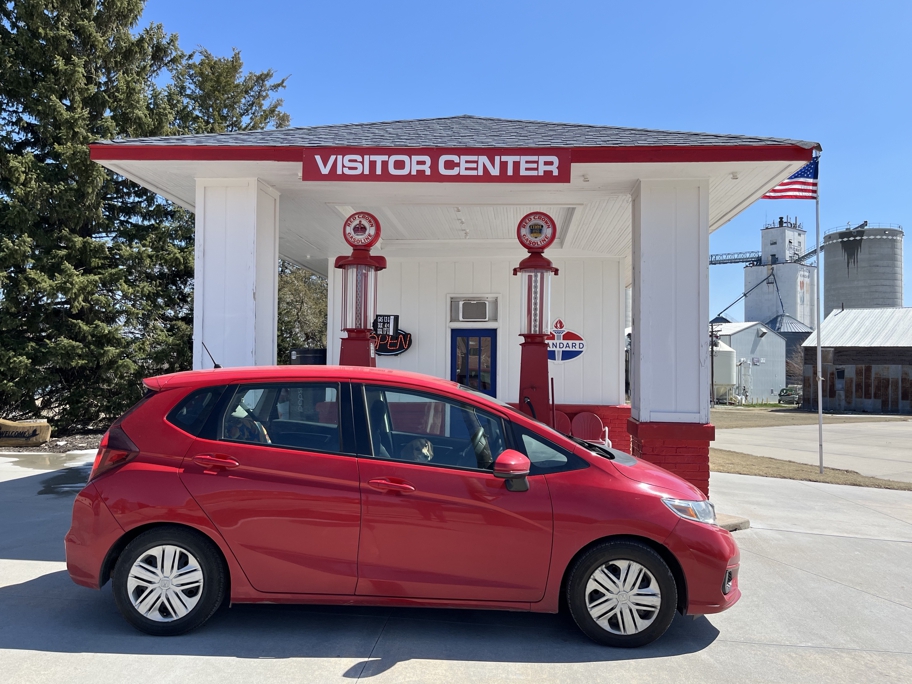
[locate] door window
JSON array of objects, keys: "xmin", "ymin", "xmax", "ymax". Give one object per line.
[
  {"xmin": 451, "ymin": 329, "xmax": 497, "ymax": 396},
  {"xmin": 514, "ymin": 425, "xmax": 589, "ymax": 475},
  {"xmin": 220, "ymin": 383, "xmax": 342, "ymax": 454},
  {"xmin": 363, "ymin": 385, "xmax": 506, "ymax": 470}
]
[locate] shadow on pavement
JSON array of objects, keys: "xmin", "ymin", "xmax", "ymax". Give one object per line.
[{"xmin": 0, "ymin": 466, "xmax": 719, "ymax": 673}]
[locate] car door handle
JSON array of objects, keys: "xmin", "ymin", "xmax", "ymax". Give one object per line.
[
  {"xmin": 192, "ymin": 454, "xmax": 240, "ymax": 469},
  {"xmin": 367, "ymin": 478, "xmax": 416, "ymax": 493}
]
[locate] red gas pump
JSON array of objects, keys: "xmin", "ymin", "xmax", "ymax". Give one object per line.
[
  {"xmin": 513, "ymin": 212, "xmax": 558, "ymax": 426},
  {"xmin": 334, "ymin": 212, "xmax": 386, "ymax": 367}
]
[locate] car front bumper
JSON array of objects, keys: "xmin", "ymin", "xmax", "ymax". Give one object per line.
[{"xmin": 664, "ymin": 517, "xmax": 741, "ymax": 615}]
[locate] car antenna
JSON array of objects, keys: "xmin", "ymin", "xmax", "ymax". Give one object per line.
[{"xmin": 201, "ymin": 342, "xmax": 222, "ymax": 369}]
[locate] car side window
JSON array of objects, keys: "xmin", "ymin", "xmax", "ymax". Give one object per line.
[
  {"xmin": 363, "ymin": 385, "xmax": 507, "ymax": 470},
  {"xmin": 219, "ymin": 383, "xmax": 342, "ymax": 454},
  {"xmin": 514, "ymin": 426, "xmax": 588, "ymax": 475},
  {"xmin": 167, "ymin": 386, "xmax": 225, "ymax": 436}
]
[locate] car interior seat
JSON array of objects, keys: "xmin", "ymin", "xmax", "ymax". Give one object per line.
[
  {"xmin": 571, "ymin": 411, "xmax": 611, "ymax": 447},
  {"xmin": 368, "ymin": 398, "xmax": 395, "ymax": 458}
]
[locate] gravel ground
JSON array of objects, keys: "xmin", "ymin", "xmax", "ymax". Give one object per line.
[
  {"xmin": 0, "ymin": 434, "xmax": 102, "ymax": 454},
  {"xmin": 710, "ymin": 406, "xmax": 910, "ymax": 430}
]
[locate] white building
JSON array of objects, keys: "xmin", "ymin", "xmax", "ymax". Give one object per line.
[
  {"xmin": 89, "ymin": 115, "xmax": 819, "ymax": 493},
  {"xmin": 744, "ymin": 217, "xmax": 817, "ymax": 328},
  {"xmin": 715, "ymin": 322, "xmax": 787, "ymax": 402}
]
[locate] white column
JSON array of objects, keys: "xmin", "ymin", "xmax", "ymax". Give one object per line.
[
  {"xmin": 193, "ymin": 178, "xmax": 280, "ymax": 369},
  {"xmin": 630, "ymin": 179, "xmax": 710, "ymax": 424}
]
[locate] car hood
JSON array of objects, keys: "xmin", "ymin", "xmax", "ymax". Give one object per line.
[{"xmin": 609, "ymin": 451, "xmax": 704, "ymax": 499}]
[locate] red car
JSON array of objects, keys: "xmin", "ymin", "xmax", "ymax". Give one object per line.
[{"xmin": 65, "ymin": 366, "xmax": 739, "ymax": 647}]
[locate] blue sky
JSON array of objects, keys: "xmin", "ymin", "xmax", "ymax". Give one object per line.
[{"xmin": 142, "ymin": 0, "xmax": 911, "ymax": 318}]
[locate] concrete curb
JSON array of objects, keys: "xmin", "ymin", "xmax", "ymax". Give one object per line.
[{"xmin": 717, "ymin": 513, "xmax": 751, "ymax": 532}]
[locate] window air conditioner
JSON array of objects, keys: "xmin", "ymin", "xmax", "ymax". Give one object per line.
[{"xmin": 459, "ymin": 300, "xmax": 489, "ymax": 322}]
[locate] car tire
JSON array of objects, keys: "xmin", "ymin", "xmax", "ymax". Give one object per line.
[
  {"xmin": 112, "ymin": 526, "xmax": 227, "ymax": 636},
  {"xmin": 566, "ymin": 540, "xmax": 677, "ymax": 648}
]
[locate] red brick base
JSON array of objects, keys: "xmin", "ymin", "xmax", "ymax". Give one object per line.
[
  {"xmin": 627, "ymin": 419, "xmax": 714, "ymax": 496},
  {"xmin": 555, "ymin": 404, "xmax": 631, "ymax": 452}
]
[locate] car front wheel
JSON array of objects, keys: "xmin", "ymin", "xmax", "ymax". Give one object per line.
[
  {"xmin": 566, "ymin": 540, "xmax": 677, "ymax": 647},
  {"xmin": 112, "ymin": 527, "xmax": 227, "ymax": 636}
]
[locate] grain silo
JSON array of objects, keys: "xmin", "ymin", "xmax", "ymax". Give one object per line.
[
  {"xmin": 823, "ymin": 223, "xmax": 903, "ymax": 316},
  {"xmin": 711, "ymin": 340, "xmax": 737, "ymax": 404}
]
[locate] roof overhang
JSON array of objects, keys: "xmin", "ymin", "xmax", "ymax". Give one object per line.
[{"xmin": 91, "ymin": 137, "xmax": 816, "ymax": 278}]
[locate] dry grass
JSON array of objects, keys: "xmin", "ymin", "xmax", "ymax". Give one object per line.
[
  {"xmin": 710, "ymin": 448, "xmax": 912, "ymax": 491},
  {"xmin": 710, "ymin": 406, "xmax": 911, "ymax": 430}
]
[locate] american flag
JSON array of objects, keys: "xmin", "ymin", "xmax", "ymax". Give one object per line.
[{"xmin": 762, "ymin": 158, "xmax": 819, "ymax": 200}]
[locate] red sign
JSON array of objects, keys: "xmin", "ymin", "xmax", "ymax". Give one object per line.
[
  {"xmin": 343, "ymin": 212, "xmax": 381, "ymax": 248},
  {"xmin": 517, "ymin": 212, "xmax": 557, "ymax": 252},
  {"xmin": 301, "ymin": 147, "xmax": 571, "ymax": 183}
]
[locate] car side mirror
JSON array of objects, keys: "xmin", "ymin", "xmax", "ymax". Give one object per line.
[{"xmin": 493, "ymin": 449, "xmax": 531, "ymax": 492}]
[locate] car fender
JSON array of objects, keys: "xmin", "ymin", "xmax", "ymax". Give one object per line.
[
  {"xmin": 93, "ymin": 461, "xmax": 257, "ymax": 601},
  {"xmin": 533, "ymin": 460, "xmax": 682, "ymax": 613}
]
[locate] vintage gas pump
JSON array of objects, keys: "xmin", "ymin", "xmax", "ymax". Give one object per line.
[
  {"xmin": 334, "ymin": 212, "xmax": 386, "ymax": 366},
  {"xmin": 513, "ymin": 212, "xmax": 558, "ymax": 425}
]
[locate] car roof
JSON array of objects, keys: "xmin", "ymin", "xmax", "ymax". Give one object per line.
[{"xmin": 146, "ymin": 365, "xmax": 469, "ymax": 396}]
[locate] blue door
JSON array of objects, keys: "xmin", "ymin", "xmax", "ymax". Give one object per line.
[{"xmin": 450, "ymin": 329, "xmax": 497, "ymax": 397}]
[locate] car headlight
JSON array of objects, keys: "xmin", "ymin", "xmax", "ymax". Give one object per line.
[{"xmin": 663, "ymin": 498, "xmax": 717, "ymax": 525}]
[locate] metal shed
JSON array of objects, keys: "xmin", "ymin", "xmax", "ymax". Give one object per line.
[
  {"xmin": 715, "ymin": 322, "xmax": 787, "ymax": 403},
  {"xmin": 802, "ymin": 308, "xmax": 912, "ymax": 414}
]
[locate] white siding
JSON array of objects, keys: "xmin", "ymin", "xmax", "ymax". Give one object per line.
[
  {"xmin": 194, "ymin": 178, "xmax": 279, "ymax": 369},
  {"xmin": 328, "ymin": 256, "xmax": 625, "ymax": 405},
  {"xmin": 722, "ymin": 328, "xmax": 786, "ymax": 401}
]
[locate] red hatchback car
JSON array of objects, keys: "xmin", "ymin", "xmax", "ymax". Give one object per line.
[{"xmin": 66, "ymin": 366, "xmax": 739, "ymax": 647}]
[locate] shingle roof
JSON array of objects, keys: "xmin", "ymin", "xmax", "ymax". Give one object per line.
[
  {"xmin": 803, "ymin": 308, "xmax": 912, "ymax": 348},
  {"xmin": 94, "ymin": 115, "xmax": 820, "ymax": 149}
]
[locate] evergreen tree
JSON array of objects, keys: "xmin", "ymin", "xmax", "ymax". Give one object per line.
[{"xmin": 0, "ymin": 1, "xmax": 290, "ymax": 431}]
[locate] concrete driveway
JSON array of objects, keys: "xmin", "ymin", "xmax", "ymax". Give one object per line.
[
  {"xmin": 714, "ymin": 420, "xmax": 912, "ymax": 482},
  {"xmin": 1, "ymin": 453, "xmax": 911, "ymax": 682}
]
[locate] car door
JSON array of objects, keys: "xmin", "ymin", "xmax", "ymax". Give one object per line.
[
  {"xmin": 356, "ymin": 384, "xmax": 553, "ymax": 603},
  {"xmin": 181, "ymin": 381, "xmax": 361, "ymax": 595}
]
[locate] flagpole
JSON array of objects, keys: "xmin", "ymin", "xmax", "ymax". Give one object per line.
[{"xmin": 815, "ymin": 153, "xmax": 824, "ymax": 474}]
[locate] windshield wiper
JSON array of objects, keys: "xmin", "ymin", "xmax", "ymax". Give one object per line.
[{"xmin": 567, "ymin": 434, "xmax": 615, "ymax": 459}]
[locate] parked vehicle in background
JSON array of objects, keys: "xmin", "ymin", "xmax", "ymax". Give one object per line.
[
  {"xmin": 65, "ymin": 366, "xmax": 740, "ymax": 647},
  {"xmin": 778, "ymin": 386, "xmax": 802, "ymax": 405}
]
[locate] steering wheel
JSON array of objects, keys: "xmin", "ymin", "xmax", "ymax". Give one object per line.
[
  {"xmin": 470, "ymin": 426, "xmax": 494, "ymax": 468},
  {"xmin": 240, "ymin": 400, "xmax": 272, "ymax": 444}
]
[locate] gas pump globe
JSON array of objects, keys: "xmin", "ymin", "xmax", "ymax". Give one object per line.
[
  {"xmin": 513, "ymin": 212, "xmax": 559, "ymax": 425},
  {"xmin": 334, "ymin": 212, "xmax": 386, "ymax": 366}
]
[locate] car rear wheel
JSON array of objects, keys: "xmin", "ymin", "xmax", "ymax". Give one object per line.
[
  {"xmin": 112, "ymin": 527, "xmax": 226, "ymax": 636},
  {"xmin": 567, "ymin": 540, "xmax": 677, "ymax": 647}
]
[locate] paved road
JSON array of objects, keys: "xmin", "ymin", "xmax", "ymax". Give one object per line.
[
  {"xmin": 1, "ymin": 454, "xmax": 911, "ymax": 682},
  {"xmin": 714, "ymin": 420, "xmax": 912, "ymax": 482}
]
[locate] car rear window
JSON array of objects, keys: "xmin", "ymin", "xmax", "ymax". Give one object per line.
[{"xmin": 166, "ymin": 386, "xmax": 226, "ymax": 436}]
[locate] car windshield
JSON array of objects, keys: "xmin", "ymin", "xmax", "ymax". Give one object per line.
[{"xmin": 457, "ymin": 383, "xmax": 596, "ymax": 448}]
